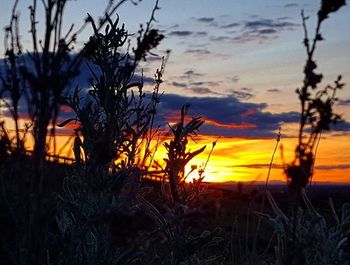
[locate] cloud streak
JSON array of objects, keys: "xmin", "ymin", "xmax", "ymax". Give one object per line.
[
  {"xmin": 196, "ymin": 17, "xmax": 215, "ymax": 23},
  {"xmin": 208, "ymin": 17, "xmax": 299, "ymax": 44},
  {"xmin": 168, "ymin": 30, "xmax": 193, "ymax": 37}
]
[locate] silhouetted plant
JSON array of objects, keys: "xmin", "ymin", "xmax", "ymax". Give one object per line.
[
  {"xmin": 0, "ymin": 1, "xmax": 153, "ymax": 264},
  {"xmin": 285, "ymin": 0, "xmax": 346, "ymax": 194},
  {"xmin": 163, "ymin": 104, "xmax": 206, "ymax": 205},
  {"xmin": 62, "ymin": 5, "xmax": 164, "ymax": 169},
  {"xmin": 265, "ymin": 2, "xmax": 349, "ymax": 264},
  {"xmin": 53, "ymin": 2, "xmax": 169, "ymax": 264},
  {"xmin": 0, "ymin": 1, "xmax": 86, "ymax": 263}
]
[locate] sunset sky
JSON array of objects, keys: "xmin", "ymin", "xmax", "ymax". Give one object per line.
[{"xmin": 1, "ymin": 0, "xmax": 350, "ymax": 183}]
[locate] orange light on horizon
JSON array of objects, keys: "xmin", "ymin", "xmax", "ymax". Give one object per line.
[{"xmin": 2, "ymin": 113, "xmax": 350, "ymax": 184}]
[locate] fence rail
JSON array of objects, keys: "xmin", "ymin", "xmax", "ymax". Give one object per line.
[{"xmin": 26, "ymin": 151, "xmax": 75, "ymax": 164}]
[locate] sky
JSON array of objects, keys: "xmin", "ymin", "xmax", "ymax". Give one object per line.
[{"xmin": 1, "ymin": 0, "xmax": 350, "ymax": 183}]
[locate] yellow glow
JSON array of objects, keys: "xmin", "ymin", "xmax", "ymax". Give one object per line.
[
  {"xmin": 165, "ymin": 133, "xmax": 350, "ymax": 184},
  {"xmin": 2, "ymin": 114, "xmax": 350, "ymax": 183}
]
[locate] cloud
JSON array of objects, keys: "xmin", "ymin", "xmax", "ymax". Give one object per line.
[
  {"xmin": 331, "ymin": 120, "xmax": 350, "ymax": 131},
  {"xmin": 196, "ymin": 17, "xmax": 215, "ymax": 23},
  {"xmin": 156, "ymin": 93, "xmax": 301, "ymax": 138},
  {"xmin": 184, "ymin": 49, "xmax": 211, "ymax": 55},
  {"xmin": 284, "ymin": 3, "xmax": 298, "ymax": 8},
  {"xmin": 184, "ymin": 48, "xmax": 231, "ymax": 59},
  {"xmin": 171, "ymin": 81, "xmax": 187, "ymax": 88},
  {"xmin": 2, "ymin": 55, "xmax": 349, "ymax": 139},
  {"xmin": 244, "ymin": 19, "xmax": 297, "ymax": 30},
  {"xmin": 338, "ymin": 99, "xmax": 350, "ymax": 106},
  {"xmin": 228, "ymin": 89, "xmax": 254, "ymax": 100},
  {"xmin": 230, "ymin": 33, "xmax": 273, "ymax": 44},
  {"xmin": 168, "ymin": 30, "xmax": 193, "ymax": 37},
  {"xmin": 227, "ymin": 17, "xmax": 299, "ymax": 44},
  {"xmin": 267, "ymin": 88, "xmax": 282, "ymax": 93},
  {"xmin": 168, "ymin": 24, "xmax": 180, "ymax": 29},
  {"xmin": 220, "ymin": 22, "xmax": 240, "ymax": 29},
  {"xmin": 188, "ymin": 87, "xmax": 221, "ymax": 95},
  {"xmin": 205, "ymin": 17, "xmax": 298, "ymax": 45},
  {"xmin": 170, "ymin": 78, "xmax": 223, "ymax": 95},
  {"xmin": 258, "ymin": 28, "xmax": 278, "ymax": 35},
  {"xmin": 183, "ymin": 70, "xmax": 205, "ymax": 78},
  {"xmin": 210, "ymin": 36, "xmax": 232, "ymax": 42},
  {"xmin": 190, "ymin": 81, "xmax": 221, "ymax": 87},
  {"xmin": 195, "ymin": 31, "xmax": 208, "ymax": 37}
]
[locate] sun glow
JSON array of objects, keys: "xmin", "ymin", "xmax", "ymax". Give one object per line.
[
  {"xmin": 39, "ymin": 133, "xmax": 350, "ymax": 183},
  {"xmin": 3, "ymin": 112, "xmax": 349, "ymax": 184},
  {"xmin": 175, "ymin": 134, "xmax": 350, "ymax": 183}
]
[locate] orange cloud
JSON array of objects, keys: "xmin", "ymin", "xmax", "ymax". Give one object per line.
[
  {"xmin": 203, "ymin": 117, "xmax": 256, "ymax": 129},
  {"xmin": 164, "ymin": 112, "xmax": 256, "ymax": 130}
]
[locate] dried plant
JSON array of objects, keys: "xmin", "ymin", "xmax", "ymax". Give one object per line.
[
  {"xmin": 284, "ymin": 0, "xmax": 346, "ymax": 194},
  {"xmin": 53, "ymin": 2, "xmax": 170, "ymax": 264},
  {"xmin": 62, "ymin": 3, "xmax": 164, "ymax": 169},
  {"xmin": 0, "ymin": 1, "xmax": 154, "ymax": 264},
  {"xmin": 163, "ymin": 104, "xmax": 206, "ymax": 205}
]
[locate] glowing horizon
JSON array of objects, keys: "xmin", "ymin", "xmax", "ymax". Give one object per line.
[
  {"xmin": 17, "ymin": 129, "xmax": 349, "ymax": 184},
  {"xmin": 1, "ymin": 0, "xmax": 349, "ymax": 184}
]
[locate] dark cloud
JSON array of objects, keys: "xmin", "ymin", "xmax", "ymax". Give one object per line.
[
  {"xmin": 231, "ymin": 33, "xmax": 277, "ymax": 43},
  {"xmin": 168, "ymin": 24, "xmax": 180, "ymax": 29},
  {"xmin": 184, "ymin": 49, "xmax": 211, "ymax": 55},
  {"xmin": 188, "ymin": 87, "xmax": 221, "ymax": 95},
  {"xmin": 277, "ymin": 16, "xmax": 292, "ymax": 21},
  {"xmin": 2, "ymin": 56, "xmax": 349, "ymax": 139},
  {"xmin": 210, "ymin": 36, "xmax": 232, "ymax": 42},
  {"xmin": 168, "ymin": 30, "xmax": 193, "ymax": 37},
  {"xmin": 156, "ymin": 93, "xmax": 301, "ymax": 138},
  {"xmin": 284, "ymin": 3, "xmax": 298, "ymax": 8},
  {"xmin": 331, "ymin": 120, "xmax": 350, "ymax": 131},
  {"xmin": 171, "ymin": 81, "xmax": 187, "ymax": 88},
  {"xmin": 190, "ymin": 81, "xmax": 220, "ymax": 87},
  {"xmin": 258, "ymin": 28, "xmax": 278, "ymax": 35},
  {"xmin": 228, "ymin": 89, "xmax": 254, "ymax": 100},
  {"xmin": 267, "ymin": 88, "xmax": 282, "ymax": 93},
  {"xmin": 244, "ymin": 18, "xmax": 298, "ymax": 31},
  {"xmin": 220, "ymin": 22, "xmax": 240, "ymax": 29},
  {"xmin": 206, "ymin": 17, "xmax": 298, "ymax": 44},
  {"xmin": 197, "ymin": 17, "xmax": 215, "ymax": 23},
  {"xmin": 338, "ymin": 99, "xmax": 350, "ymax": 106},
  {"xmin": 183, "ymin": 70, "xmax": 204, "ymax": 78},
  {"xmin": 225, "ymin": 18, "xmax": 299, "ymax": 43},
  {"xmin": 0, "ymin": 53, "xmax": 156, "ymax": 122},
  {"xmin": 195, "ymin": 31, "xmax": 208, "ymax": 37},
  {"xmin": 184, "ymin": 48, "xmax": 231, "ymax": 59}
]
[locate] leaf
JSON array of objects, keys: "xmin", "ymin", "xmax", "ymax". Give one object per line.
[
  {"xmin": 184, "ymin": 145, "xmax": 206, "ymax": 165},
  {"xmin": 316, "ymin": 33, "xmax": 324, "ymax": 41}
]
